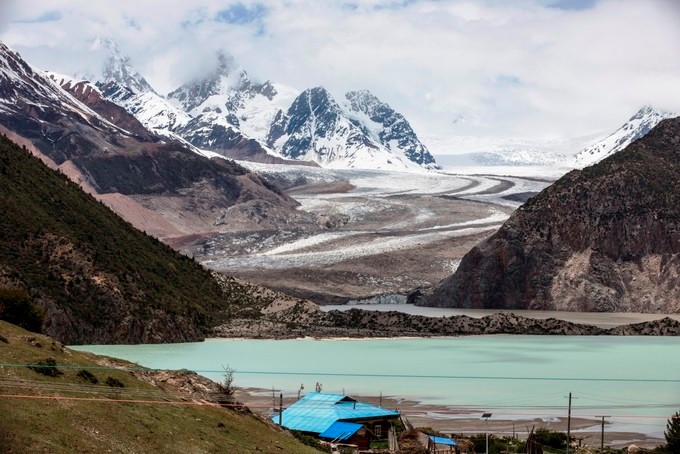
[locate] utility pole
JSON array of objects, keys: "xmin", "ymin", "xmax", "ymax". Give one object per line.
[
  {"xmin": 595, "ymin": 415, "xmax": 610, "ymax": 451},
  {"xmin": 279, "ymin": 392, "xmax": 283, "ymax": 426},
  {"xmin": 566, "ymin": 392, "xmax": 574, "ymax": 454}
]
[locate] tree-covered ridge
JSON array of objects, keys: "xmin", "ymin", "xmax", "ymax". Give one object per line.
[{"xmin": 0, "ymin": 134, "xmax": 259, "ymax": 344}]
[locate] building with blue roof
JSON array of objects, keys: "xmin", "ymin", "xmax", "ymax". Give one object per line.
[
  {"xmin": 428, "ymin": 435, "xmax": 457, "ymax": 453},
  {"xmin": 272, "ymin": 392, "xmax": 400, "ymax": 449}
]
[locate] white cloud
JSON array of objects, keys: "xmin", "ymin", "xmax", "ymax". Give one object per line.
[{"xmin": 2, "ymin": 0, "xmax": 679, "ymax": 140}]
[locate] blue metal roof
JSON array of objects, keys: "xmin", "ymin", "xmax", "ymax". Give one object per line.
[
  {"xmin": 429, "ymin": 435, "xmax": 457, "ymax": 446},
  {"xmin": 271, "ymin": 392, "xmax": 400, "ymax": 434},
  {"xmin": 319, "ymin": 421, "xmax": 363, "ymax": 441}
]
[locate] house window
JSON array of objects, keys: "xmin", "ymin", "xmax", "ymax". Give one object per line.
[{"xmin": 374, "ymin": 425, "xmax": 382, "ymax": 438}]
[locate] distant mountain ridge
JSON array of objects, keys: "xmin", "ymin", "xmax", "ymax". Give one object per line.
[
  {"xmin": 90, "ymin": 41, "xmax": 437, "ymax": 171},
  {"xmin": 423, "ymin": 107, "xmax": 677, "ymax": 171}
]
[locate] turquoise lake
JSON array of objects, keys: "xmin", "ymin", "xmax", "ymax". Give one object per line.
[{"xmin": 72, "ymin": 336, "xmax": 680, "ymax": 438}]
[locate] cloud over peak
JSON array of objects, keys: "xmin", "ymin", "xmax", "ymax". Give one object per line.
[{"xmin": 2, "ymin": 0, "xmax": 679, "ymax": 139}]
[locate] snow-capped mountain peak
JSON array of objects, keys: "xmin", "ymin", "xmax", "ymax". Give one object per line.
[
  {"xmin": 164, "ymin": 49, "xmax": 301, "ymax": 158},
  {"xmin": 48, "ymin": 40, "xmax": 438, "ymax": 171},
  {"xmin": 265, "ymin": 86, "xmax": 438, "ymax": 170},
  {"xmin": 267, "ymin": 86, "xmax": 377, "ymax": 162},
  {"xmin": 572, "ymin": 105, "xmax": 676, "ymax": 168},
  {"xmin": 345, "ymin": 89, "xmax": 439, "ymax": 168},
  {"xmin": 226, "ymin": 79, "xmax": 299, "ymax": 142},
  {"xmin": 0, "ymin": 42, "xmax": 111, "ymax": 128},
  {"xmin": 92, "ymin": 37, "xmax": 155, "ymax": 95},
  {"xmin": 167, "ymin": 50, "xmax": 246, "ymax": 113}
]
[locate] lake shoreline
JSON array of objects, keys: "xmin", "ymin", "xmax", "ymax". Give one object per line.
[{"xmin": 73, "ymin": 335, "xmax": 680, "ymax": 450}]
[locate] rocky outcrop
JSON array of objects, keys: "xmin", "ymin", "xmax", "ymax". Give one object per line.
[
  {"xmin": 418, "ymin": 117, "xmax": 680, "ymax": 313},
  {"xmin": 216, "ymin": 302, "xmax": 680, "ymax": 338},
  {"xmin": 608, "ymin": 317, "xmax": 680, "ymax": 335}
]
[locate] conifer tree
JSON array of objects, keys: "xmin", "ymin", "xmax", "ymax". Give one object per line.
[{"xmin": 665, "ymin": 411, "xmax": 680, "ymax": 452}]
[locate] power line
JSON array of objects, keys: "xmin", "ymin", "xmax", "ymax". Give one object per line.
[
  {"xmin": 4, "ymin": 379, "xmax": 677, "ymax": 416},
  {"xmin": 578, "ymin": 391, "xmax": 671, "ymax": 405},
  {"xmin": 3, "ymin": 363, "xmax": 679, "ymax": 383}
]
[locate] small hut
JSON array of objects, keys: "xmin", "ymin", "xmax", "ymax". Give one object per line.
[{"xmin": 427, "ymin": 434, "xmax": 457, "ymax": 453}]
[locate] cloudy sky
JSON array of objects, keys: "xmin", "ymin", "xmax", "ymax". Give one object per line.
[{"xmin": 1, "ymin": 0, "xmax": 679, "ymax": 140}]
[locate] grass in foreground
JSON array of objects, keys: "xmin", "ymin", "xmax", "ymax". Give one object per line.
[{"xmin": 0, "ymin": 321, "xmax": 319, "ymax": 453}]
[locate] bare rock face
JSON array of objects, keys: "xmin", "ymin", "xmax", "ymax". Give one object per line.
[
  {"xmin": 49, "ymin": 75, "xmax": 156, "ymax": 142},
  {"xmin": 419, "ymin": 117, "xmax": 680, "ymax": 313}
]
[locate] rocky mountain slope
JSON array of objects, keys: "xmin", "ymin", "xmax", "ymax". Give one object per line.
[
  {"xmin": 0, "ymin": 134, "xmax": 285, "ymax": 344},
  {"xmin": 572, "ymin": 106, "xmax": 676, "ymax": 168},
  {"xmin": 418, "ymin": 117, "xmax": 680, "ymax": 313},
  {"xmin": 0, "ymin": 41, "xmax": 304, "ymax": 238},
  {"xmin": 46, "ymin": 72, "xmax": 156, "ymax": 142},
  {"xmin": 0, "ymin": 42, "xmax": 140, "ymax": 162}
]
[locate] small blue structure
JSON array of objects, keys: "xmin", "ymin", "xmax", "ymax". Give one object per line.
[
  {"xmin": 428, "ymin": 434, "xmax": 458, "ymax": 453},
  {"xmin": 272, "ymin": 392, "xmax": 400, "ymax": 448},
  {"xmin": 428, "ymin": 435, "xmax": 457, "ymax": 446}
]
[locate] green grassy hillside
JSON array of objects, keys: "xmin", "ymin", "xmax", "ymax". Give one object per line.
[
  {"xmin": 0, "ymin": 321, "xmax": 318, "ymax": 453},
  {"xmin": 0, "ymin": 134, "xmax": 258, "ymax": 344}
]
